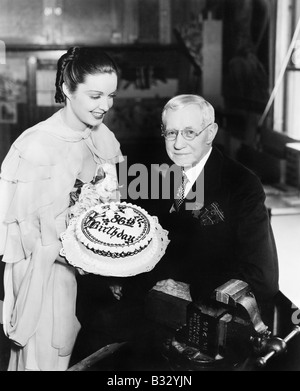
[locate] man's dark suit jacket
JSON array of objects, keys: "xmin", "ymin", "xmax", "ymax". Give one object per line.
[{"xmin": 148, "ymin": 146, "xmax": 279, "ymax": 307}]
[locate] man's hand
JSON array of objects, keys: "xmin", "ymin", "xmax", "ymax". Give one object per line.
[
  {"xmin": 152, "ymin": 279, "xmax": 192, "ymax": 301},
  {"xmin": 109, "ymin": 284, "xmax": 123, "ymax": 300}
]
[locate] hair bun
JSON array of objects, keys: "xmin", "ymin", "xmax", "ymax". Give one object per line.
[{"xmin": 67, "ymin": 46, "xmax": 80, "ymax": 61}]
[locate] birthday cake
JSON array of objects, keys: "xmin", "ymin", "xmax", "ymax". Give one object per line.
[
  {"xmin": 60, "ymin": 201, "xmax": 169, "ymax": 277},
  {"xmin": 76, "ymin": 202, "xmax": 155, "ymax": 258}
]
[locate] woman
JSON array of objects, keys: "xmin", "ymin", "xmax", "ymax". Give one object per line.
[{"xmin": 0, "ymin": 46, "xmax": 123, "ymax": 371}]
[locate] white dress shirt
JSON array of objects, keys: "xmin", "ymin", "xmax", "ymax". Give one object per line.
[
  {"xmin": 183, "ymin": 147, "xmax": 212, "ymax": 197},
  {"xmin": 169, "ymin": 148, "xmax": 212, "ymax": 213}
]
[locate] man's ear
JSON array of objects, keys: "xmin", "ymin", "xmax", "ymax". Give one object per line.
[
  {"xmin": 207, "ymin": 123, "xmax": 218, "ymax": 145},
  {"xmin": 62, "ymin": 82, "xmax": 71, "ymax": 101}
]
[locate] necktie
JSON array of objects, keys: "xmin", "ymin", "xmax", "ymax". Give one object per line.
[{"xmin": 175, "ymin": 168, "xmax": 188, "ymax": 211}]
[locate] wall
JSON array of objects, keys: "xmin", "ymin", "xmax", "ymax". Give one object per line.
[
  {"xmin": 0, "ymin": 0, "xmax": 284, "ymax": 186},
  {"xmin": 0, "ymin": 0, "xmax": 222, "ymax": 165}
]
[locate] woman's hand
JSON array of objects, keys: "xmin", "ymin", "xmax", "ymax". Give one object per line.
[
  {"xmin": 109, "ymin": 284, "xmax": 123, "ymax": 300},
  {"xmin": 76, "ymin": 268, "xmax": 89, "ymax": 275},
  {"xmin": 55, "ymin": 253, "xmax": 68, "ymax": 265}
]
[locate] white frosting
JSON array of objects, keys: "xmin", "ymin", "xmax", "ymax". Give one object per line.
[
  {"xmin": 75, "ymin": 202, "xmax": 156, "ymax": 257},
  {"xmin": 60, "ymin": 210, "xmax": 170, "ymax": 277}
]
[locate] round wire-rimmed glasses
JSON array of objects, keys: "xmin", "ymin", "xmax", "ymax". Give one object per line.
[{"xmin": 161, "ymin": 123, "xmax": 213, "ymax": 141}]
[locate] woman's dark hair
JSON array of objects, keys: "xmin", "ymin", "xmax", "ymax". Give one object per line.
[{"xmin": 55, "ymin": 46, "xmax": 120, "ymax": 104}]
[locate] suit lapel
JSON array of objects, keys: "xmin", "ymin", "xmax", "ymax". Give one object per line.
[
  {"xmin": 182, "ymin": 147, "xmax": 223, "ymax": 211},
  {"xmin": 168, "ymin": 147, "xmax": 224, "ymax": 213},
  {"xmin": 201, "ymin": 147, "xmax": 223, "ymax": 204}
]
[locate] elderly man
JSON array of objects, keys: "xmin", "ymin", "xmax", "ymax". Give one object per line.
[{"xmin": 150, "ymin": 94, "xmax": 279, "ymax": 314}]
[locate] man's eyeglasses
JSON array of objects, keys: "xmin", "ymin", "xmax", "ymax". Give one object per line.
[{"xmin": 161, "ymin": 123, "xmax": 212, "ymax": 141}]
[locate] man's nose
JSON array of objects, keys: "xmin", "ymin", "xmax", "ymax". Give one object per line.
[{"xmin": 174, "ymin": 132, "xmax": 186, "ymax": 149}]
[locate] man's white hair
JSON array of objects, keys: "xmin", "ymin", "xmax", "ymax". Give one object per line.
[{"xmin": 161, "ymin": 94, "xmax": 215, "ymax": 127}]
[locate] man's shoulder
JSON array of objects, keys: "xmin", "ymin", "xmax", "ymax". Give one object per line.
[
  {"xmin": 215, "ymin": 147, "xmax": 260, "ymax": 182},
  {"xmin": 209, "ymin": 147, "xmax": 264, "ymax": 200}
]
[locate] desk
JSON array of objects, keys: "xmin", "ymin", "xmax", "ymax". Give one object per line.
[{"xmin": 71, "ymin": 291, "xmax": 300, "ymax": 372}]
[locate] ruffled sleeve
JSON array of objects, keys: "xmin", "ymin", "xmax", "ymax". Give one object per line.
[
  {"xmin": 0, "ymin": 143, "xmax": 59, "ymax": 263},
  {"xmin": 0, "ymin": 132, "xmax": 80, "ymax": 350},
  {"xmin": 88, "ymin": 123, "xmax": 124, "ymax": 165}
]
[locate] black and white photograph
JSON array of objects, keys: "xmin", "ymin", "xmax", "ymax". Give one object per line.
[{"xmin": 0, "ymin": 0, "xmax": 300, "ymax": 377}]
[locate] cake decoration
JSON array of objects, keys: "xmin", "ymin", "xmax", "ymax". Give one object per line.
[
  {"xmin": 76, "ymin": 202, "xmax": 155, "ymax": 257},
  {"xmin": 60, "ymin": 201, "xmax": 169, "ymax": 277}
]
